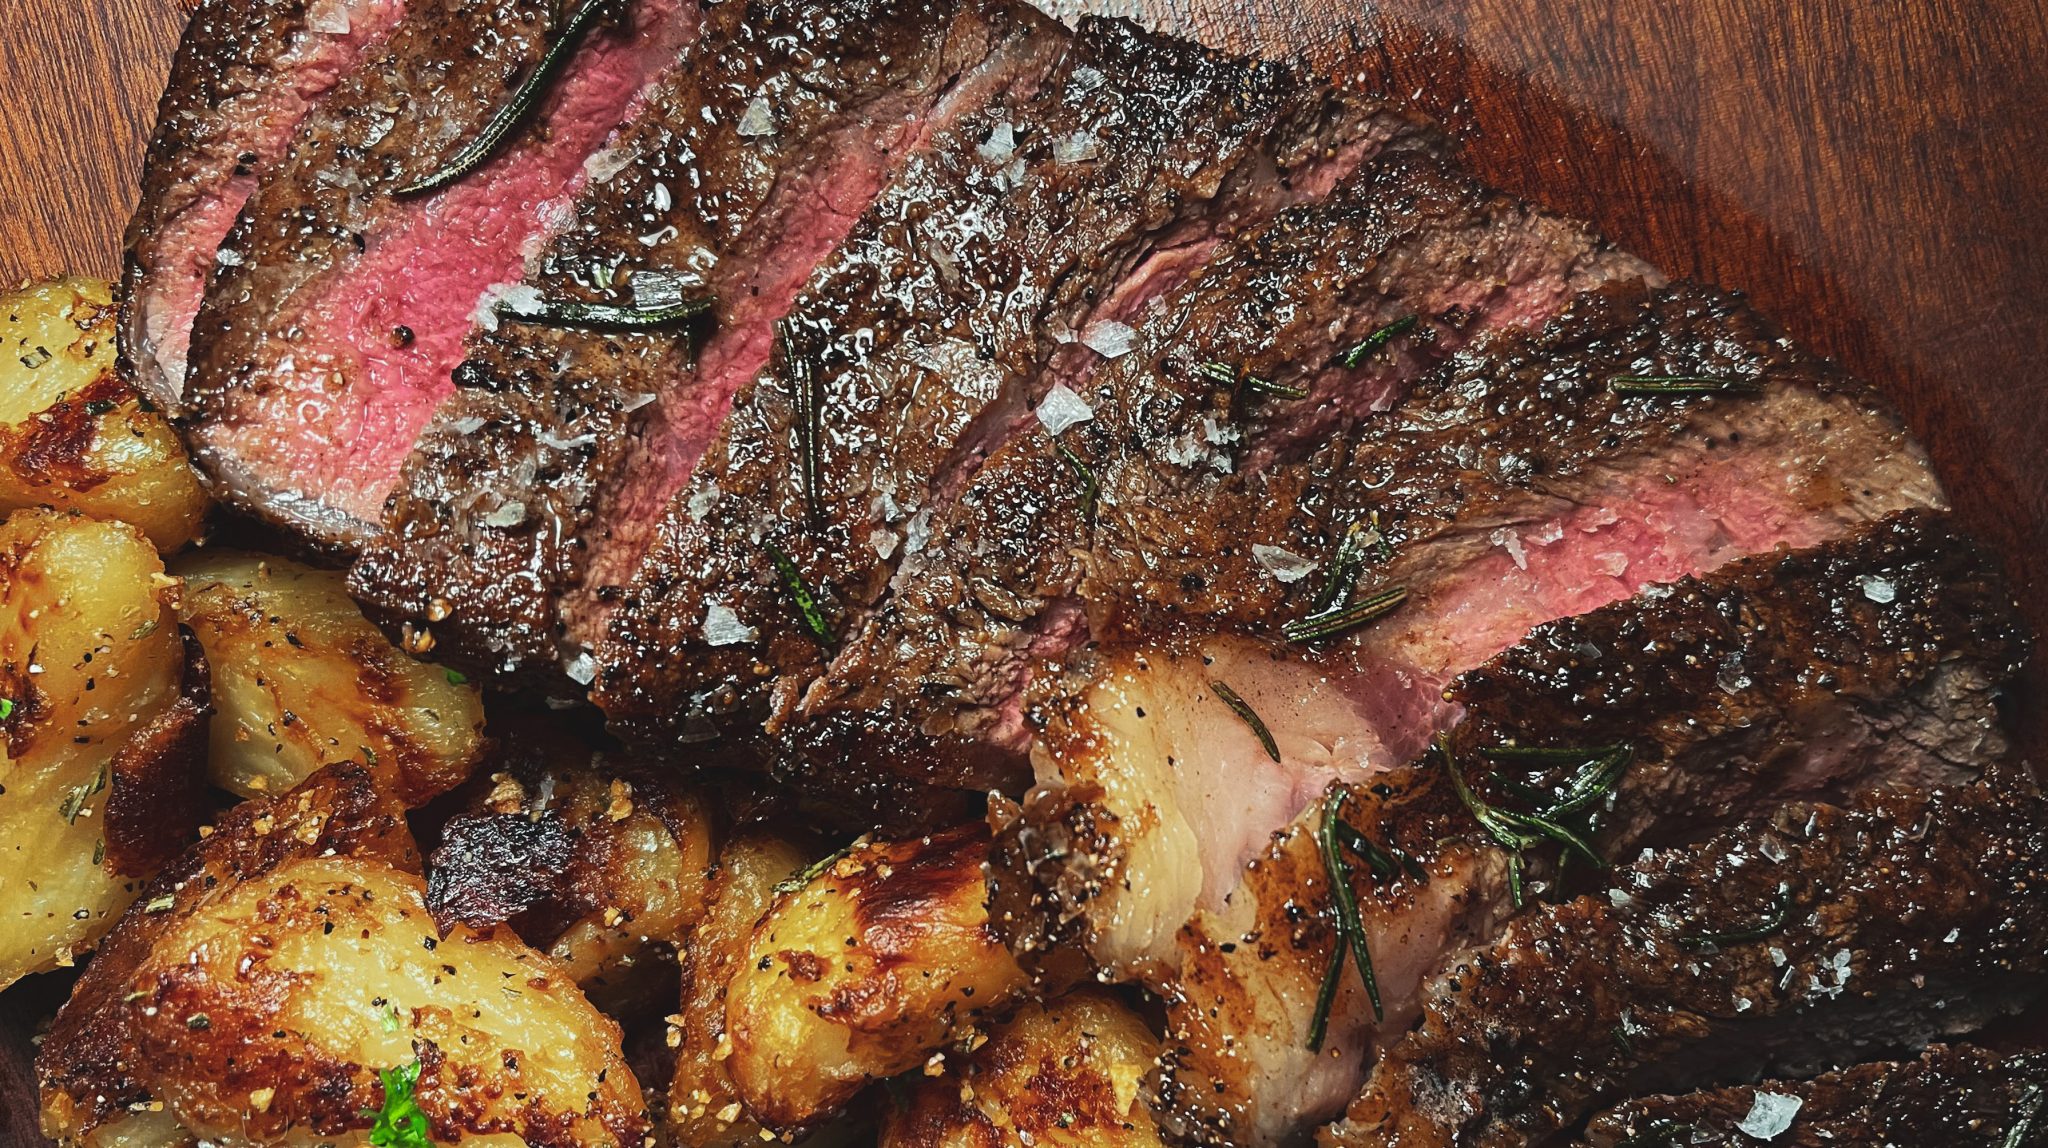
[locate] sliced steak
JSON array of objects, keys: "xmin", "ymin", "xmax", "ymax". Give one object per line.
[
  {"xmin": 1326, "ymin": 776, "xmax": 2048, "ymax": 1148},
  {"xmin": 1579, "ymin": 1044, "xmax": 2048, "ymax": 1148},
  {"xmin": 182, "ymin": 0, "xmax": 700, "ymax": 547},
  {"xmin": 988, "ymin": 509, "xmax": 2025, "ymax": 1146},
  {"xmin": 124, "ymin": 0, "xmax": 408, "ymax": 412},
  {"xmin": 595, "ymin": 18, "xmax": 1399, "ymax": 766},
  {"xmin": 804, "ymin": 139, "xmax": 1652, "ymax": 793},
  {"xmin": 349, "ymin": 0, "xmax": 1062, "ymax": 679}
]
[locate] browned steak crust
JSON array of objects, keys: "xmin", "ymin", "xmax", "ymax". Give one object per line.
[
  {"xmin": 1327, "ymin": 777, "xmax": 2048, "ymax": 1148},
  {"xmin": 1579, "ymin": 1044, "xmax": 2048, "ymax": 1147}
]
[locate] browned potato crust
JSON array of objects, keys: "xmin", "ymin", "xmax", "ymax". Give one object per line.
[
  {"xmin": 668, "ymin": 830, "xmax": 813, "ymax": 1147},
  {"xmin": 0, "ymin": 279, "xmax": 207, "ymax": 551},
  {"xmin": 39, "ymin": 763, "xmax": 651, "ymax": 1147},
  {"xmin": 173, "ymin": 550, "xmax": 486, "ymax": 804},
  {"xmin": 0, "ymin": 508, "xmax": 188, "ymax": 987},
  {"xmin": 726, "ymin": 824, "xmax": 1030, "ymax": 1131},
  {"xmin": 427, "ymin": 741, "xmax": 714, "ymax": 1000},
  {"xmin": 882, "ymin": 991, "xmax": 1167, "ymax": 1148}
]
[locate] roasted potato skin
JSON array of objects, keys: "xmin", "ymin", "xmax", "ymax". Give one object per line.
[
  {"xmin": 173, "ymin": 550, "xmax": 486, "ymax": 804},
  {"xmin": 40, "ymin": 762, "xmax": 651, "ymax": 1147},
  {"xmin": 427, "ymin": 740, "xmax": 714, "ymax": 999},
  {"xmin": 669, "ymin": 830, "xmax": 813, "ymax": 1147},
  {"xmin": 0, "ymin": 278, "xmax": 207, "ymax": 550},
  {"xmin": 0, "ymin": 508, "xmax": 189, "ymax": 987},
  {"xmin": 882, "ymin": 991, "xmax": 1167, "ymax": 1148},
  {"xmin": 727, "ymin": 823, "xmax": 1030, "ymax": 1130}
]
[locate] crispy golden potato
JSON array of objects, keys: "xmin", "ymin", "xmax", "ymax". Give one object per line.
[
  {"xmin": 882, "ymin": 991, "xmax": 1167, "ymax": 1148},
  {"xmin": 726, "ymin": 823, "xmax": 1030, "ymax": 1131},
  {"xmin": 0, "ymin": 509, "xmax": 192, "ymax": 988},
  {"xmin": 668, "ymin": 830, "xmax": 813, "ymax": 1147},
  {"xmin": 0, "ymin": 279, "xmax": 207, "ymax": 551},
  {"xmin": 172, "ymin": 550, "xmax": 486, "ymax": 804},
  {"xmin": 40, "ymin": 763, "xmax": 651, "ymax": 1147},
  {"xmin": 427, "ymin": 739, "xmax": 714, "ymax": 1002}
]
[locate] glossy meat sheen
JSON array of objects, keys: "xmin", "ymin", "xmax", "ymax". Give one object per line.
[
  {"xmin": 807, "ymin": 139, "xmax": 1649, "ymax": 794},
  {"xmin": 597, "ymin": 16, "xmax": 1393, "ymax": 777},
  {"xmin": 351, "ymin": 0, "xmax": 1060, "ymax": 681},
  {"xmin": 123, "ymin": 0, "xmax": 407, "ymax": 412},
  {"xmin": 986, "ymin": 509, "xmax": 2022, "ymax": 1147},
  {"xmin": 183, "ymin": 0, "xmax": 699, "ymax": 546},
  {"xmin": 1579, "ymin": 1044, "xmax": 2048, "ymax": 1147},
  {"xmin": 1327, "ymin": 778, "xmax": 2048, "ymax": 1148}
]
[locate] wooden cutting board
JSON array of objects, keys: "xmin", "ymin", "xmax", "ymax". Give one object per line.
[{"xmin": 3, "ymin": 0, "xmax": 2045, "ymax": 1140}]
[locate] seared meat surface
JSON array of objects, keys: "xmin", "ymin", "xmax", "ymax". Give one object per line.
[
  {"xmin": 183, "ymin": 0, "xmax": 699, "ymax": 545},
  {"xmin": 351, "ymin": 0, "xmax": 1061, "ymax": 680},
  {"xmin": 595, "ymin": 17, "xmax": 1401, "ymax": 786},
  {"xmin": 124, "ymin": 0, "xmax": 408, "ymax": 413},
  {"xmin": 1326, "ymin": 776, "xmax": 2048, "ymax": 1148},
  {"xmin": 1579, "ymin": 1044, "xmax": 2048, "ymax": 1147}
]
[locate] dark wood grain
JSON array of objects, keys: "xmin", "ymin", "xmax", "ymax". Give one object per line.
[{"xmin": 1, "ymin": 0, "xmax": 2043, "ymax": 1140}]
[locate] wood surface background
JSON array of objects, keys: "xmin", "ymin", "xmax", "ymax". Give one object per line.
[{"xmin": 2, "ymin": 0, "xmax": 2045, "ymax": 1140}]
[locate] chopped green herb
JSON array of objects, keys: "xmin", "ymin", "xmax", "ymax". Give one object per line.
[
  {"xmin": 129, "ymin": 617, "xmax": 160, "ymax": 640},
  {"xmin": 494, "ymin": 295, "xmax": 712, "ymax": 330},
  {"xmin": 775, "ymin": 839, "xmax": 861, "ymax": 896},
  {"xmin": 1210, "ymin": 681, "xmax": 1279, "ymax": 762},
  {"xmin": 2004, "ymin": 1083, "xmax": 2045, "ymax": 1148},
  {"xmin": 58, "ymin": 765, "xmax": 108, "ymax": 824},
  {"xmin": 1307, "ymin": 786, "xmax": 1385, "ymax": 1050},
  {"xmin": 762, "ymin": 540, "xmax": 833, "ymax": 646},
  {"xmin": 1442, "ymin": 738, "xmax": 1620, "ymax": 909},
  {"xmin": 1681, "ymin": 886, "xmax": 1796, "ymax": 951},
  {"xmin": 1337, "ymin": 316, "xmax": 1417, "ymax": 369},
  {"xmin": 396, "ymin": 0, "xmax": 622, "ymax": 196},
  {"xmin": 144, "ymin": 894, "xmax": 176, "ymax": 914},
  {"xmin": 1194, "ymin": 361, "xmax": 1239, "ymax": 388},
  {"xmin": 1607, "ymin": 374, "xmax": 1763, "ymax": 396},
  {"xmin": 0, "ymin": 697, "xmax": 13, "ymax": 720},
  {"xmin": 779, "ymin": 322, "xmax": 825, "ymax": 526},
  {"xmin": 84, "ymin": 398, "xmax": 119, "ymax": 416},
  {"xmin": 382, "ymin": 1004, "xmax": 404, "ymax": 1033},
  {"xmin": 1282, "ymin": 585, "xmax": 1408, "ymax": 644},
  {"xmin": 92, "ymin": 838, "xmax": 105, "ymax": 866},
  {"xmin": 367, "ymin": 1060, "xmax": 434, "ymax": 1148},
  {"xmin": 1309, "ymin": 515, "xmax": 1392, "ymax": 616},
  {"xmin": 1195, "ymin": 360, "xmax": 1306, "ymax": 401},
  {"xmin": 360, "ymin": 745, "xmax": 379, "ymax": 766},
  {"xmin": 444, "ymin": 669, "xmax": 468, "ymax": 686},
  {"xmin": 1055, "ymin": 441, "xmax": 1099, "ymax": 524}
]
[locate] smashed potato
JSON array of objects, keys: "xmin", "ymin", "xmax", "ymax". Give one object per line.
[
  {"xmin": 726, "ymin": 823, "xmax": 1030, "ymax": 1131},
  {"xmin": 0, "ymin": 278, "xmax": 207, "ymax": 550},
  {"xmin": 428, "ymin": 741, "xmax": 714, "ymax": 1001},
  {"xmin": 40, "ymin": 762, "xmax": 651, "ymax": 1147},
  {"xmin": 669, "ymin": 830, "xmax": 814, "ymax": 1147},
  {"xmin": 882, "ymin": 991, "xmax": 1167, "ymax": 1148},
  {"xmin": 173, "ymin": 551, "xmax": 485, "ymax": 804},
  {"xmin": 0, "ymin": 508, "xmax": 192, "ymax": 988}
]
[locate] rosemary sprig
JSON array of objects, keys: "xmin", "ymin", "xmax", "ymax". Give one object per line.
[
  {"xmin": 366, "ymin": 1060, "xmax": 433, "ymax": 1148},
  {"xmin": 1607, "ymin": 374, "xmax": 1764, "ymax": 396},
  {"xmin": 1210, "ymin": 681, "xmax": 1279, "ymax": 762},
  {"xmin": 762, "ymin": 540, "xmax": 833, "ymax": 646},
  {"xmin": 1334, "ymin": 820, "xmax": 1426, "ymax": 882},
  {"xmin": 1195, "ymin": 361, "xmax": 1306, "ymax": 400},
  {"xmin": 1680, "ymin": 886, "xmax": 1795, "ymax": 951},
  {"xmin": 396, "ymin": 0, "xmax": 623, "ymax": 196},
  {"xmin": 1282, "ymin": 585, "xmax": 1408, "ymax": 644},
  {"xmin": 2004, "ymin": 1083, "xmax": 2045, "ymax": 1148},
  {"xmin": 774, "ymin": 839, "xmax": 861, "ymax": 896},
  {"xmin": 1056, "ymin": 441, "xmax": 1099, "ymax": 523},
  {"xmin": 779, "ymin": 323, "xmax": 825, "ymax": 526},
  {"xmin": 1443, "ymin": 738, "xmax": 1629, "ymax": 909},
  {"xmin": 1482, "ymin": 743, "xmax": 1635, "ymax": 820},
  {"xmin": 495, "ymin": 295, "xmax": 712, "ymax": 330},
  {"xmin": 1308, "ymin": 786, "xmax": 1386, "ymax": 1050},
  {"xmin": 1337, "ymin": 316, "xmax": 1418, "ymax": 369}
]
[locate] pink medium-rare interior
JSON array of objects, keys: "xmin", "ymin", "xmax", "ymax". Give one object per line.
[
  {"xmin": 135, "ymin": 0, "xmax": 408, "ymax": 406},
  {"xmin": 223, "ymin": 0, "xmax": 695, "ymax": 531}
]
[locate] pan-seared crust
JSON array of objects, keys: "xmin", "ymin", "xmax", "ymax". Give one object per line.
[
  {"xmin": 1580, "ymin": 1044, "xmax": 2048, "ymax": 1147},
  {"xmin": 100, "ymin": 626, "xmax": 214, "ymax": 878},
  {"xmin": 1327, "ymin": 779, "xmax": 2048, "ymax": 1148}
]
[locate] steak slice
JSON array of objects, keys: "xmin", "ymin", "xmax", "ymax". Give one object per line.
[
  {"xmin": 181, "ymin": 0, "xmax": 700, "ymax": 547},
  {"xmin": 348, "ymin": 0, "xmax": 1063, "ymax": 680},
  {"xmin": 124, "ymin": 0, "xmax": 408, "ymax": 412},
  {"xmin": 802, "ymin": 139, "xmax": 1653, "ymax": 794},
  {"xmin": 987, "ymin": 509, "xmax": 2026, "ymax": 1146},
  {"xmin": 1579, "ymin": 1044, "xmax": 2048, "ymax": 1147},
  {"xmin": 595, "ymin": 18, "xmax": 1398, "ymax": 762},
  {"xmin": 1326, "ymin": 776, "xmax": 2048, "ymax": 1148}
]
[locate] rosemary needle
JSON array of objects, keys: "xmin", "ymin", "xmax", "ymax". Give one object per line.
[
  {"xmin": 1608, "ymin": 374, "xmax": 1764, "ymax": 396},
  {"xmin": 495, "ymin": 295, "xmax": 713, "ymax": 330},
  {"xmin": 1056, "ymin": 441, "xmax": 1099, "ymax": 523},
  {"xmin": 1210, "ymin": 681, "xmax": 1279, "ymax": 762},
  {"xmin": 1337, "ymin": 315, "xmax": 1417, "ymax": 369},
  {"xmin": 762, "ymin": 540, "xmax": 833, "ymax": 646},
  {"xmin": 1282, "ymin": 585, "xmax": 1408, "ymax": 643},
  {"xmin": 397, "ymin": 0, "xmax": 624, "ymax": 196},
  {"xmin": 1680, "ymin": 886, "xmax": 1796, "ymax": 951},
  {"xmin": 1308, "ymin": 786, "xmax": 1385, "ymax": 1050}
]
